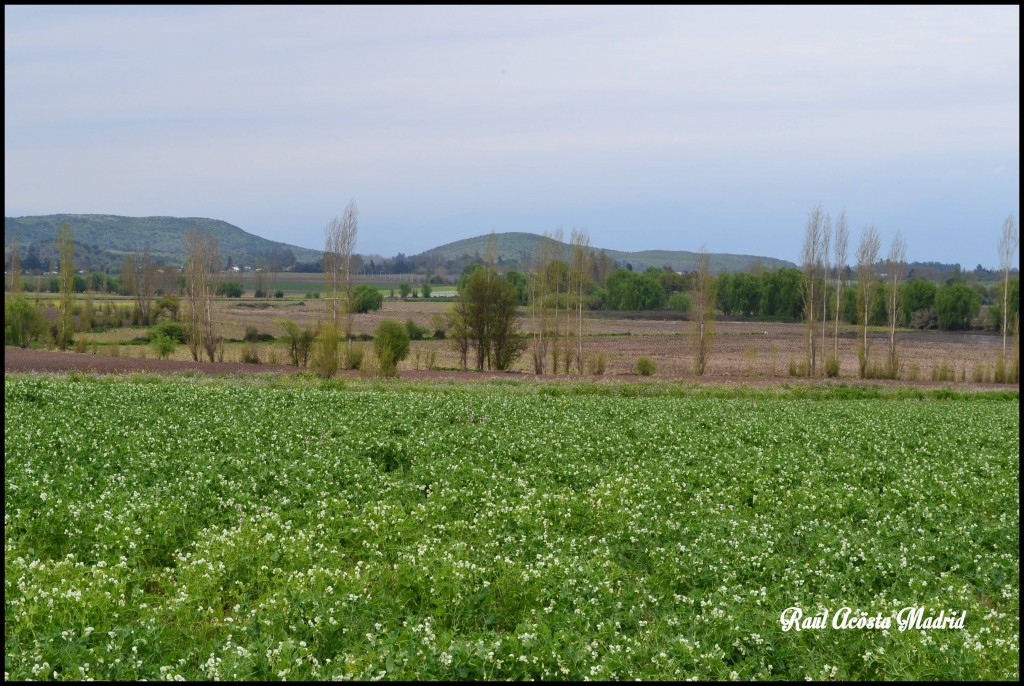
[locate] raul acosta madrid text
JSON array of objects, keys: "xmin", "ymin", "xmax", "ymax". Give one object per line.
[{"xmin": 780, "ymin": 606, "xmax": 966, "ymax": 632}]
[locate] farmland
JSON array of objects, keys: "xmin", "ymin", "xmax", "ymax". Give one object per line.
[{"xmin": 4, "ymin": 374, "xmax": 1019, "ymax": 680}]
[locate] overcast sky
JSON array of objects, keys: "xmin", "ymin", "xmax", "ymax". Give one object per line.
[{"xmin": 5, "ymin": 5, "xmax": 1019, "ymax": 267}]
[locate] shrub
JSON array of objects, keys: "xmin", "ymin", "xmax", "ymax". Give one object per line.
[
  {"xmin": 353, "ymin": 285, "xmax": 383, "ymax": 313},
  {"xmin": 635, "ymin": 357, "xmax": 656, "ymax": 376},
  {"xmin": 74, "ymin": 336, "xmax": 89, "ymax": 354},
  {"xmin": 274, "ymin": 290, "xmax": 284, "ymax": 298},
  {"xmin": 280, "ymin": 320, "xmax": 316, "ymax": 367},
  {"xmin": 313, "ymin": 325, "xmax": 340, "ymax": 378},
  {"xmin": 149, "ymin": 321, "xmax": 188, "ymax": 344},
  {"xmin": 668, "ymin": 292, "xmax": 691, "ymax": 312},
  {"xmin": 405, "ymin": 318, "xmax": 429, "ymax": 341},
  {"xmin": 216, "ymin": 281, "xmax": 244, "ymax": 297},
  {"xmin": 586, "ymin": 352, "xmax": 607, "ymax": 375},
  {"xmin": 240, "ymin": 342, "xmax": 261, "ymax": 364},
  {"xmin": 824, "ymin": 354, "xmax": 840, "ymax": 378},
  {"xmin": 4, "ymin": 295, "xmax": 46, "ymax": 348},
  {"xmin": 421, "ymin": 283, "xmax": 432, "ymax": 298},
  {"xmin": 399, "ymin": 282, "xmax": 411, "ymax": 298},
  {"xmin": 343, "ymin": 341, "xmax": 365, "ymax": 370},
  {"xmin": 431, "ymin": 313, "xmax": 447, "ymax": 339},
  {"xmin": 374, "ymin": 319, "xmax": 411, "ymax": 377},
  {"xmin": 150, "ymin": 334, "xmax": 176, "ymax": 360}
]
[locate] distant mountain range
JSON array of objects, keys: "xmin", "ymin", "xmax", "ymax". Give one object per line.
[
  {"xmin": 5, "ymin": 215, "xmax": 801, "ymax": 274},
  {"xmin": 416, "ymin": 232, "xmax": 796, "ymax": 273},
  {"xmin": 4, "ymin": 214, "xmax": 322, "ymax": 272}
]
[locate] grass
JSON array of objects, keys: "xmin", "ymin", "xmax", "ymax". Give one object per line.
[{"xmin": 4, "ymin": 373, "xmax": 1019, "ymax": 680}]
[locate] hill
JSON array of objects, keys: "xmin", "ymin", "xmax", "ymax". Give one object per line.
[
  {"xmin": 4, "ymin": 214, "xmax": 322, "ymax": 271},
  {"xmin": 416, "ymin": 231, "xmax": 796, "ymax": 273}
]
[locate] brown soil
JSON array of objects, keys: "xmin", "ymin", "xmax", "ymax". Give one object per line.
[{"xmin": 4, "ymin": 346, "xmax": 1015, "ymax": 392}]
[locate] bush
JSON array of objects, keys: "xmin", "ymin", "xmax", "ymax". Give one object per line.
[
  {"xmin": 313, "ymin": 325, "xmax": 340, "ymax": 378},
  {"xmin": 343, "ymin": 341, "xmax": 365, "ymax": 370},
  {"xmin": 824, "ymin": 354, "xmax": 840, "ymax": 378},
  {"xmin": 216, "ymin": 281, "xmax": 244, "ymax": 297},
  {"xmin": 405, "ymin": 318, "xmax": 429, "ymax": 341},
  {"xmin": 399, "ymin": 282, "xmax": 411, "ymax": 298},
  {"xmin": 353, "ymin": 285, "xmax": 383, "ymax": 313},
  {"xmin": 149, "ymin": 320, "xmax": 188, "ymax": 344},
  {"xmin": 4, "ymin": 295, "xmax": 47, "ymax": 348},
  {"xmin": 240, "ymin": 342, "xmax": 261, "ymax": 364},
  {"xmin": 635, "ymin": 357, "xmax": 656, "ymax": 376},
  {"xmin": 421, "ymin": 283, "xmax": 432, "ymax": 298},
  {"xmin": 274, "ymin": 290, "xmax": 284, "ymax": 299},
  {"xmin": 150, "ymin": 333, "xmax": 176, "ymax": 360},
  {"xmin": 586, "ymin": 352, "xmax": 607, "ymax": 375},
  {"xmin": 668, "ymin": 292, "xmax": 692, "ymax": 312},
  {"xmin": 431, "ymin": 313, "xmax": 447, "ymax": 339},
  {"xmin": 374, "ymin": 319, "xmax": 411, "ymax": 377},
  {"xmin": 280, "ymin": 319, "xmax": 316, "ymax": 367}
]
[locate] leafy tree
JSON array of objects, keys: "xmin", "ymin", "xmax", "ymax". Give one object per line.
[
  {"xmin": 935, "ymin": 283, "xmax": 981, "ymax": 330},
  {"xmin": 57, "ymin": 222, "xmax": 74, "ymax": 349},
  {"xmin": 398, "ymin": 282, "xmax": 412, "ymax": 298},
  {"xmin": 352, "ymin": 284, "xmax": 383, "ymax": 313},
  {"xmin": 5, "ymin": 295, "xmax": 46, "ymax": 347},
  {"xmin": 606, "ymin": 268, "xmax": 666, "ymax": 310},
  {"xmin": 449, "ymin": 266, "xmax": 526, "ymax": 371},
  {"xmin": 901, "ymin": 278, "xmax": 937, "ymax": 325},
  {"xmin": 216, "ymin": 281, "xmax": 244, "ymax": 297},
  {"xmin": 374, "ymin": 319, "xmax": 410, "ymax": 377}
]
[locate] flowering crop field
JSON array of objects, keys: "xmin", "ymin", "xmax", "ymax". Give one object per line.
[{"xmin": 4, "ymin": 375, "xmax": 1019, "ymax": 681}]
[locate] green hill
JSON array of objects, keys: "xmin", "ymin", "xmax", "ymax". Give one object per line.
[
  {"xmin": 4, "ymin": 214, "xmax": 322, "ymax": 271},
  {"xmin": 417, "ymin": 231, "xmax": 795, "ymax": 273}
]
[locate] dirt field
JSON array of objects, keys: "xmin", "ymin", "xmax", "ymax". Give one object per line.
[{"xmin": 11, "ymin": 295, "xmax": 1017, "ymax": 386}]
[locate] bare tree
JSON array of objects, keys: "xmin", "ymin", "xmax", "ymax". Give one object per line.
[
  {"xmin": 855, "ymin": 225, "xmax": 881, "ymax": 378},
  {"xmin": 270, "ymin": 248, "xmax": 280, "ymax": 295},
  {"xmin": 801, "ymin": 204, "xmax": 824, "ymax": 376},
  {"xmin": 183, "ymin": 230, "xmax": 220, "ymax": 362},
  {"xmin": 832, "ymin": 210, "xmax": 849, "ymax": 362},
  {"xmin": 323, "ymin": 200, "xmax": 359, "ymax": 339},
  {"xmin": 530, "ymin": 231, "xmax": 558, "ymax": 374},
  {"xmin": 885, "ymin": 231, "xmax": 907, "ymax": 377},
  {"xmin": 998, "ymin": 214, "xmax": 1018, "ymax": 357},
  {"xmin": 569, "ymin": 228, "xmax": 592, "ymax": 374},
  {"xmin": 821, "ymin": 213, "xmax": 831, "ymax": 342},
  {"xmin": 134, "ymin": 246, "xmax": 156, "ymax": 325},
  {"xmin": 692, "ymin": 246, "xmax": 715, "ymax": 375},
  {"xmin": 57, "ymin": 222, "xmax": 74, "ymax": 350},
  {"xmin": 8, "ymin": 239, "xmax": 23, "ymax": 294},
  {"xmin": 120, "ymin": 254, "xmax": 136, "ymax": 297}
]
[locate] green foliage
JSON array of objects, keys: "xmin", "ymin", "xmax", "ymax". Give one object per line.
[
  {"xmin": 605, "ymin": 268, "xmax": 666, "ymax": 310},
  {"xmin": 667, "ymin": 291, "xmax": 691, "ymax": 312},
  {"xmin": 404, "ymin": 318, "xmax": 429, "ymax": 341},
  {"xmin": 374, "ymin": 319, "xmax": 411, "ymax": 377},
  {"xmin": 280, "ymin": 319, "xmax": 316, "ymax": 367},
  {"xmin": 149, "ymin": 333, "xmax": 176, "ymax": 360},
  {"xmin": 398, "ymin": 282, "xmax": 412, "ymax": 298},
  {"xmin": 2, "ymin": 376, "xmax": 1019, "ymax": 681},
  {"xmin": 353, "ymin": 284, "xmax": 384, "ymax": 313},
  {"xmin": 343, "ymin": 341, "xmax": 365, "ymax": 371},
  {"xmin": 313, "ymin": 324, "xmax": 340, "ymax": 378},
  {"xmin": 148, "ymin": 320, "xmax": 188, "ymax": 344},
  {"xmin": 935, "ymin": 283, "xmax": 982, "ymax": 330},
  {"xmin": 216, "ymin": 281, "xmax": 244, "ymax": 297},
  {"xmin": 824, "ymin": 353, "xmax": 840, "ymax": 378},
  {"xmin": 4, "ymin": 295, "xmax": 46, "ymax": 348},
  {"xmin": 758, "ymin": 268, "xmax": 803, "ymax": 320},
  {"xmin": 421, "ymin": 282, "xmax": 432, "ymax": 298},
  {"xmin": 635, "ymin": 356, "xmax": 656, "ymax": 376},
  {"xmin": 451, "ymin": 267, "xmax": 527, "ymax": 370},
  {"xmin": 901, "ymin": 277, "xmax": 937, "ymax": 325}
]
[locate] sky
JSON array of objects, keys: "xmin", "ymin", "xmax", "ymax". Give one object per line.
[{"xmin": 4, "ymin": 5, "xmax": 1019, "ymax": 268}]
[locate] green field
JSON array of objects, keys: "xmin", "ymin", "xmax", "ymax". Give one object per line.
[{"xmin": 4, "ymin": 376, "xmax": 1019, "ymax": 680}]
